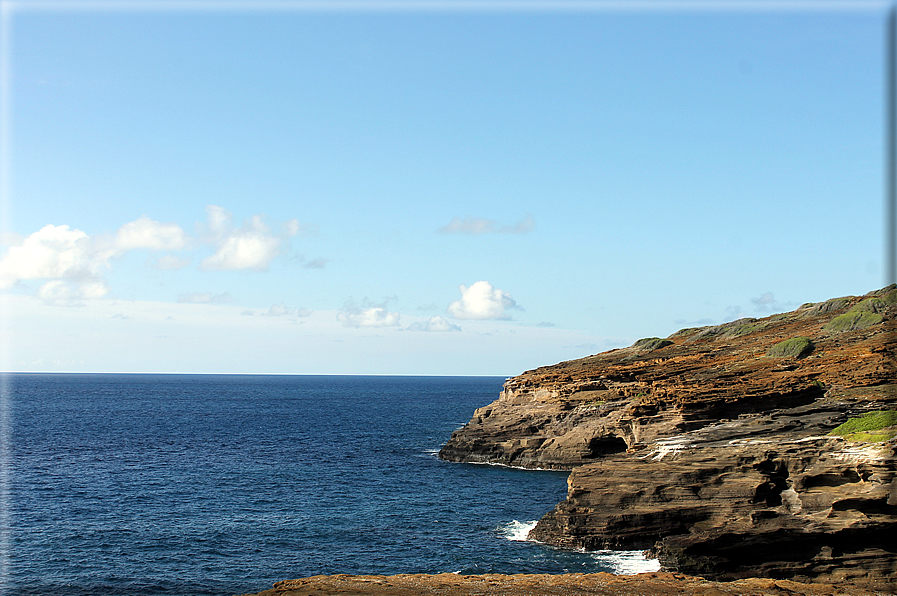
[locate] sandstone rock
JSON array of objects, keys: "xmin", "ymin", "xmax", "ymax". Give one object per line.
[
  {"xmin": 439, "ymin": 286, "xmax": 897, "ymax": 587},
  {"xmin": 239, "ymin": 572, "xmax": 892, "ymax": 596}
]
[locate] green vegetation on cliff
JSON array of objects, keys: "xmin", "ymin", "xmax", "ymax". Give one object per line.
[
  {"xmin": 851, "ymin": 289, "xmax": 897, "ymax": 313},
  {"xmin": 766, "ymin": 337, "xmax": 814, "ymax": 358},
  {"xmin": 829, "ymin": 410, "xmax": 897, "ymax": 442},
  {"xmin": 823, "ymin": 310, "xmax": 883, "ymax": 334},
  {"xmin": 822, "ymin": 290, "xmax": 895, "ymax": 334}
]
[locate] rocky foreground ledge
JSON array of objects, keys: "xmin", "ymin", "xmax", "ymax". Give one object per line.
[
  {"xmin": 239, "ymin": 572, "xmax": 892, "ymax": 596},
  {"xmin": 439, "ymin": 286, "xmax": 896, "ymax": 588}
]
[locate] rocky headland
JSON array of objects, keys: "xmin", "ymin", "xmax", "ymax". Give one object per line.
[
  {"xmin": 242, "ymin": 287, "xmax": 896, "ymax": 596},
  {"xmin": 439, "ymin": 286, "xmax": 896, "ymax": 588}
]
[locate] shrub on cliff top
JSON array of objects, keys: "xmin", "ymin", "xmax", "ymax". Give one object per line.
[
  {"xmin": 766, "ymin": 336, "xmax": 814, "ymax": 358},
  {"xmin": 829, "ymin": 410, "xmax": 897, "ymax": 442},
  {"xmin": 850, "ymin": 291, "xmax": 896, "ymax": 314},
  {"xmin": 631, "ymin": 337, "xmax": 673, "ymax": 351},
  {"xmin": 823, "ymin": 310, "xmax": 883, "ymax": 334}
]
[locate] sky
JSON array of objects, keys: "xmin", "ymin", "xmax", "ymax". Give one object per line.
[{"xmin": 0, "ymin": 0, "xmax": 891, "ymax": 375}]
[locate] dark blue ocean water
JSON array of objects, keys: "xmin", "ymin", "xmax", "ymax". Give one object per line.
[{"xmin": 7, "ymin": 374, "xmax": 653, "ymax": 596}]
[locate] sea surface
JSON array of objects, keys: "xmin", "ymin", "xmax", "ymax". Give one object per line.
[{"xmin": 8, "ymin": 374, "xmax": 657, "ymax": 596}]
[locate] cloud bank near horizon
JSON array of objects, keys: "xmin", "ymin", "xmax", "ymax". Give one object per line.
[{"xmin": 0, "ymin": 207, "xmax": 312, "ymax": 304}]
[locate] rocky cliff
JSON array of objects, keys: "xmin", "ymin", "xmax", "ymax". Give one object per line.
[{"xmin": 439, "ymin": 286, "xmax": 897, "ymax": 588}]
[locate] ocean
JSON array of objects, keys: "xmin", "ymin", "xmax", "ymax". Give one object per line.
[{"xmin": 8, "ymin": 374, "xmax": 657, "ymax": 596}]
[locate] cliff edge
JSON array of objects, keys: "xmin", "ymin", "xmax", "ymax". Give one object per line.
[{"xmin": 439, "ymin": 286, "xmax": 897, "ymax": 587}]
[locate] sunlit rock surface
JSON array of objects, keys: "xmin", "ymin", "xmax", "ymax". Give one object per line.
[
  {"xmin": 240, "ymin": 572, "xmax": 891, "ymax": 596},
  {"xmin": 440, "ymin": 286, "xmax": 897, "ymax": 587}
]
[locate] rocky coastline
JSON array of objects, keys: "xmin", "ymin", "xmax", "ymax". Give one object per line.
[
  {"xmin": 242, "ymin": 286, "xmax": 896, "ymax": 595},
  {"xmin": 439, "ymin": 286, "xmax": 896, "ymax": 588}
]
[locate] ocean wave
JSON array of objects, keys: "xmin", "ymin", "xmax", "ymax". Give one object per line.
[
  {"xmin": 590, "ymin": 549, "xmax": 662, "ymax": 574},
  {"xmin": 496, "ymin": 519, "xmax": 538, "ymax": 542},
  {"xmin": 463, "ymin": 460, "xmax": 553, "ymax": 471}
]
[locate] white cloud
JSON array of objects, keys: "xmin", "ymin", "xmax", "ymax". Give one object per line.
[
  {"xmin": 447, "ymin": 281, "xmax": 520, "ymax": 320},
  {"xmin": 504, "ymin": 214, "xmax": 535, "ymax": 234},
  {"xmin": 200, "ymin": 207, "xmax": 285, "ymax": 272},
  {"xmin": 265, "ymin": 303, "xmax": 311, "ymax": 317},
  {"xmin": 438, "ymin": 214, "xmax": 534, "ymax": 235},
  {"xmin": 283, "ymin": 219, "xmax": 302, "ymax": 237},
  {"xmin": 303, "ymin": 257, "xmax": 329, "ymax": 269},
  {"xmin": 0, "ymin": 232, "xmax": 22, "ymax": 246},
  {"xmin": 338, "ymin": 300, "xmax": 401, "ymax": 328},
  {"xmin": 2, "ymin": 207, "xmax": 313, "ymax": 303},
  {"xmin": 0, "ymin": 224, "xmax": 116, "ymax": 290},
  {"xmin": 751, "ymin": 292, "xmax": 779, "ymax": 312},
  {"xmin": 0, "ymin": 218, "xmax": 189, "ymax": 298},
  {"xmin": 572, "ymin": 342, "xmax": 601, "ymax": 352},
  {"xmin": 37, "ymin": 279, "xmax": 110, "ymax": 305},
  {"xmin": 283, "ymin": 219, "xmax": 317, "ymax": 237},
  {"xmin": 177, "ymin": 292, "xmax": 233, "ymax": 304},
  {"xmin": 204, "ymin": 204, "xmax": 232, "ymax": 237},
  {"xmin": 439, "ymin": 216, "xmax": 496, "ymax": 235},
  {"xmin": 724, "ymin": 305, "xmax": 747, "ymax": 321},
  {"xmin": 406, "ymin": 315, "xmax": 461, "ymax": 332},
  {"xmin": 115, "ymin": 216, "xmax": 187, "ymax": 251}
]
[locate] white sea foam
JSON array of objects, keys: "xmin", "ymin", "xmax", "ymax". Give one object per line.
[
  {"xmin": 497, "ymin": 519, "xmax": 538, "ymax": 542},
  {"xmin": 465, "ymin": 460, "xmax": 551, "ymax": 471},
  {"xmin": 496, "ymin": 520, "xmax": 662, "ymax": 575},
  {"xmin": 590, "ymin": 549, "xmax": 662, "ymax": 574}
]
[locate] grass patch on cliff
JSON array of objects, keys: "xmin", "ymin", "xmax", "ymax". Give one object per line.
[
  {"xmin": 823, "ymin": 311, "xmax": 883, "ymax": 334},
  {"xmin": 850, "ymin": 291, "xmax": 897, "ymax": 314},
  {"xmin": 822, "ymin": 291, "xmax": 893, "ymax": 334},
  {"xmin": 829, "ymin": 410, "xmax": 897, "ymax": 442},
  {"xmin": 766, "ymin": 336, "xmax": 814, "ymax": 358},
  {"xmin": 841, "ymin": 430, "xmax": 897, "ymax": 442}
]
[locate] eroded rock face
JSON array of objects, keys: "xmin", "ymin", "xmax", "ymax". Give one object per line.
[{"xmin": 439, "ymin": 286, "xmax": 897, "ymax": 587}]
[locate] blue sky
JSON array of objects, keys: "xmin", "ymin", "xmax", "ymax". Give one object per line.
[{"xmin": 0, "ymin": 1, "xmax": 890, "ymax": 375}]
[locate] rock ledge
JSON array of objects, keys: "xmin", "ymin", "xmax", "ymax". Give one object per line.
[{"xmin": 239, "ymin": 572, "xmax": 893, "ymax": 596}]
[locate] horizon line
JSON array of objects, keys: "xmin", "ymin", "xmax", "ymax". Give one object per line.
[{"xmin": 0, "ymin": 370, "xmax": 511, "ymax": 377}]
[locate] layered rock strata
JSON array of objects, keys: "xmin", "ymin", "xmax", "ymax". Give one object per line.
[{"xmin": 439, "ymin": 286, "xmax": 897, "ymax": 587}]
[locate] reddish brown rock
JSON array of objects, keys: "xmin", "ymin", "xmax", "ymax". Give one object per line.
[
  {"xmin": 439, "ymin": 286, "xmax": 897, "ymax": 587},
  {"xmin": 239, "ymin": 572, "xmax": 893, "ymax": 596}
]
